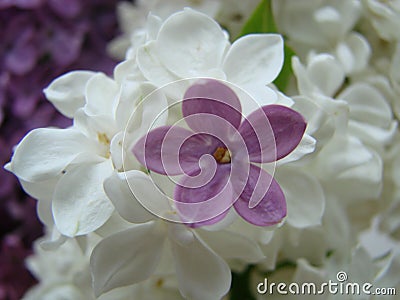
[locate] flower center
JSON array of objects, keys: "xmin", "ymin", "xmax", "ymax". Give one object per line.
[
  {"xmin": 97, "ymin": 132, "xmax": 111, "ymax": 159},
  {"xmin": 213, "ymin": 147, "xmax": 231, "ymax": 164}
]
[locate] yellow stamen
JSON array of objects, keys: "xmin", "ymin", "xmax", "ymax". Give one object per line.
[
  {"xmin": 213, "ymin": 147, "xmax": 231, "ymax": 164},
  {"xmin": 156, "ymin": 278, "xmax": 164, "ymax": 288},
  {"xmin": 97, "ymin": 133, "xmax": 111, "ymax": 159},
  {"xmin": 97, "ymin": 132, "xmax": 110, "ymax": 146}
]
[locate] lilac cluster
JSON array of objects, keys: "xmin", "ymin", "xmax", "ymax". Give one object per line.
[{"xmin": 0, "ymin": 1, "xmax": 121, "ymax": 298}]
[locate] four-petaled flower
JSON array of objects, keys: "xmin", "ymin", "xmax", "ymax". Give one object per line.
[{"xmin": 133, "ymin": 79, "xmax": 306, "ymax": 227}]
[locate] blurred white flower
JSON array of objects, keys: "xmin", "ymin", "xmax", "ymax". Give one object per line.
[
  {"xmin": 362, "ymin": 0, "xmax": 400, "ymax": 42},
  {"xmin": 136, "ymin": 9, "xmax": 284, "ymax": 106},
  {"xmin": 273, "ymin": 0, "xmax": 371, "ymax": 74},
  {"xmin": 108, "ymin": 0, "xmax": 260, "ymax": 59}
]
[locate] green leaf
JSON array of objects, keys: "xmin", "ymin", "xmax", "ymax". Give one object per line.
[
  {"xmin": 239, "ymin": 0, "xmax": 276, "ymax": 36},
  {"xmin": 274, "ymin": 44, "xmax": 295, "ymax": 91},
  {"xmin": 237, "ymin": 0, "xmax": 295, "ymax": 92}
]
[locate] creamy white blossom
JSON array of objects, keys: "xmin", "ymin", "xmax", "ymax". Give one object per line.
[
  {"xmin": 135, "ymin": 9, "xmax": 284, "ymax": 106},
  {"xmin": 6, "ymin": 2, "xmax": 400, "ymax": 299},
  {"xmin": 108, "ymin": 0, "xmax": 259, "ymax": 59}
]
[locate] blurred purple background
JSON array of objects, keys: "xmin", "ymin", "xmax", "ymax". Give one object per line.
[{"xmin": 0, "ymin": 0, "xmax": 123, "ymax": 298}]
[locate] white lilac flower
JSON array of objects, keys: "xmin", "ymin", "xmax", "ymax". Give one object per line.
[
  {"xmin": 23, "ymin": 233, "xmax": 95, "ymax": 300},
  {"xmin": 91, "ymin": 177, "xmax": 234, "ymax": 300},
  {"xmin": 292, "ymin": 53, "xmax": 397, "ymax": 149},
  {"xmin": 108, "ymin": 0, "xmax": 221, "ymax": 59},
  {"xmin": 5, "ymin": 69, "xmax": 169, "ymax": 238},
  {"xmin": 291, "ymin": 54, "xmax": 391, "ymax": 203},
  {"xmin": 136, "ymin": 9, "xmax": 284, "ymax": 106},
  {"xmin": 4, "ymin": 71, "xmax": 118, "ymax": 238},
  {"xmin": 92, "ymin": 79, "xmax": 308, "ymax": 299},
  {"xmin": 254, "ymin": 233, "xmax": 400, "ymax": 300},
  {"xmin": 273, "ymin": 0, "xmax": 371, "ymax": 74},
  {"xmin": 389, "ymin": 43, "xmax": 400, "ymax": 119},
  {"xmin": 108, "ymin": 0, "xmax": 259, "ymax": 59},
  {"xmin": 6, "ymin": 1, "xmax": 400, "ymax": 299},
  {"xmin": 94, "ymin": 170, "xmax": 268, "ymax": 299},
  {"xmin": 362, "ymin": 0, "xmax": 400, "ymax": 42},
  {"xmin": 24, "ymin": 230, "xmax": 184, "ymax": 300}
]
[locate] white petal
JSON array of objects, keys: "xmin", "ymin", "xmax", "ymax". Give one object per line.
[
  {"xmin": 349, "ymin": 119, "xmax": 397, "ymax": 146},
  {"xmin": 107, "ymin": 35, "xmax": 131, "ymax": 60},
  {"xmin": 44, "ymin": 71, "xmax": 96, "ymax": 118},
  {"xmin": 359, "ymin": 223, "xmax": 399, "ymax": 260},
  {"xmin": 240, "ymin": 83, "xmax": 278, "ymax": 115},
  {"xmin": 283, "ymin": 227, "xmax": 328, "ymax": 266},
  {"xmin": 316, "ymin": 135, "xmax": 383, "ymax": 201},
  {"xmin": 52, "ymin": 160, "xmax": 114, "ymax": 237},
  {"xmin": 84, "ymin": 73, "xmax": 119, "ymax": 118},
  {"xmin": 276, "ymin": 167, "xmax": 325, "ymax": 228},
  {"xmin": 118, "ymin": 171, "xmax": 173, "ymax": 221},
  {"xmin": 348, "ymin": 247, "xmax": 375, "ymax": 284},
  {"xmin": 168, "ymin": 223, "xmax": 195, "ymax": 247},
  {"xmin": 115, "ymin": 78, "xmax": 142, "ymax": 130},
  {"xmin": 293, "ymin": 258, "xmax": 326, "ymax": 286},
  {"xmin": 277, "ymin": 133, "xmax": 316, "ymax": 165},
  {"xmin": 19, "ymin": 176, "xmax": 59, "ymax": 201},
  {"xmin": 375, "ymin": 254, "xmax": 400, "ymax": 287},
  {"xmin": 322, "ymin": 196, "xmax": 351, "ymax": 259},
  {"xmin": 292, "ymin": 56, "xmax": 317, "ymax": 96},
  {"xmin": 171, "ymin": 233, "xmax": 231, "ymax": 300},
  {"xmin": 125, "ymin": 82, "xmax": 169, "ymax": 141},
  {"xmin": 39, "ymin": 227, "xmax": 68, "ymax": 251},
  {"xmin": 23, "ymin": 284, "xmax": 86, "ymax": 300},
  {"xmin": 291, "ymin": 94, "xmax": 348, "ymax": 146},
  {"xmin": 104, "ymin": 171, "xmax": 157, "ymax": 223},
  {"xmin": 109, "ymin": 132, "xmax": 124, "ymax": 171},
  {"xmin": 198, "ymin": 230, "xmax": 265, "ymax": 263},
  {"xmin": 37, "ymin": 197, "xmax": 53, "ymax": 227},
  {"xmin": 258, "ymin": 232, "xmax": 282, "ymax": 270},
  {"xmin": 137, "ymin": 41, "xmax": 180, "ymax": 97},
  {"xmin": 113, "ymin": 59, "xmax": 141, "ymax": 84},
  {"xmin": 331, "ymin": 147, "xmax": 383, "ymax": 201},
  {"xmin": 390, "ymin": 43, "xmax": 400, "ymax": 95},
  {"xmin": 305, "ymin": 54, "xmax": 345, "ymax": 96},
  {"xmin": 224, "ymin": 34, "xmax": 284, "ymax": 86},
  {"xmin": 338, "ymin": 82, "xmax": 393, "ymax": 128},
  {"xmin": 315, "ymin": 134, "xmax": 373, "ymax": 178},
  {"xmin": 10, "ymin": 128, "xmax": 96, "ymax": 182},
  {"xmin": 73, "ymin": 108, "xmax": 117, "ymax": 143},
  {"xmin": 336, "ymin": 32, "xmax": 371, "ymax": 74},
  {"xmin": 90, "ymin": 222, "xmax": 165, "ymax": 297},
  {"xmin": 156, "ymin": 9, "xmax": 227, "ymax": 78},
  {"xmin": 146, "ymin": 13, "xmax": 162, "ymax": 40},
  {"xmin": 95, "ymin": 212, "xmax": 135, "ymax": 240}
]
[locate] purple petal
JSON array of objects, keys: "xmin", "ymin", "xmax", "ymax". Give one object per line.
[
  {"xmin": 49, "ymin": 26, "xmax": 86, "ymax": 66},
  {"xmin": 233, "ymin": 164, "xmax": 286, "ymax": 226},
  {"xmin": 178, "ymin": 133, "xmax": 223, "ymax": 175},
  {"xmin": 5, "ymin": 27, "xmax": 38, "ymax": 75},
  {"xmin": 132, "ymin": 126, "xmax": 221, "ymax": 176},
  {"xmin": 239, "ymin": 105, "xmax": 306, "ymax": 163},
  {"xmin": 48, "ymin": 0, "xmax": 82, "ymax": 18},
  {"xmin": 0, "ymin": 0, "xmax": 44, "ymax": 8},
  {"xmin": 183, "ymin": 79, "xmax": 242, "ymax": 132},
  {"xmin": 174, "ymin": 164, "xmax": 233, "ymax": 228}
]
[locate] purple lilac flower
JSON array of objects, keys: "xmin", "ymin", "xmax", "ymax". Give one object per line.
[
  {"xmin": 133, "ymin": 79, "xmax": 306, "ymax": 227},
  {"xmin": 0, "ymin": 1, "xmax": 121, "ymax": 298}
]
